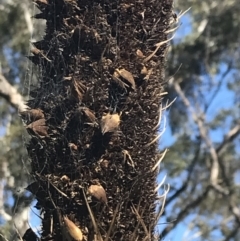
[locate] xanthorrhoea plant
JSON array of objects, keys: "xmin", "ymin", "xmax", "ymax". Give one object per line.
[{"xmin": 21, "ymin": 0, "xmax": 174, "ymax": 240}]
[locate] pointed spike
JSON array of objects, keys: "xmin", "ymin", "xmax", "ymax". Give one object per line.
[
  {"xmin": 154, "ymin": 175, "xmax": 167, "ymax": 193},
  {"xmin": 34, "ymin": 0, "xmax": 48, "ymax": 4},
  {"xmin": 25, "ymin": 182, "xmax": 40, "ymax": 195},
  {"xmin": 143, "ymin": 34, "xmax": 175, "ymax": 63},
  {"xmin": 33, "ymin": 0, "xmax": 49, "ymax": 12},
  {"xmin": 22, "ymin": 228, "xmax": 38, "ymax": 241},
  {"xmin": 151, "ymin": 149, "xmax": 168, "ymax": 172},
  {"xmin": 33, "ymin": 12, "xmax": 47, "ymax": 20}
]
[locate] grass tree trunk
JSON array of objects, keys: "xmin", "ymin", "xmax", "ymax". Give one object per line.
[{"xmin": 22, "ymin": 0, "xmax": 174, "ymax": 240}]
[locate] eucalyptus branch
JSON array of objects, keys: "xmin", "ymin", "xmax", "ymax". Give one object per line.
[
  {"xmin": 161, "ymin": 186, "xmax": 210, "ymax": 238},
  {"xmin": 0, "ymin": 74, "xmax": 27, "ymax": 112},
  {"xmin": 170, "ymin": 78, "xmax": 219, "ymax": 185}
]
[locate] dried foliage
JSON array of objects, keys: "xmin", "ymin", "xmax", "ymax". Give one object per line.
[{"xmin": 22, "ymin": 0, "xmax": 174, "ymax": 240}]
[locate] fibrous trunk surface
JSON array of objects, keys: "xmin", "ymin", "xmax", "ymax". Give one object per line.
[{"xmin": 22, "ymin": 0, "xmax": 173, "ymax": 241}]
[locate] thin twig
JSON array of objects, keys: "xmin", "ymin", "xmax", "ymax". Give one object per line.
[
  {"xmin": 171, "ymin": 80, "xmax": 219, "ymax": 184},
  {"xmin": 143, "ymin": 35, "xmax": 175, "ymax": 63},
  {"xmin": 82, "ymin": 189, "xmax": 103, "ymax": 241},
  {"xmin": 131, "ymin": 204, "xmax": 150, "ymax": 240},
  {"xmin": 104, "ymin": 203, "xmax": 120, "ymax": 241},
  {"xmin": 152, "ymin": 149, "xmax": 168, "ymax": 172}
]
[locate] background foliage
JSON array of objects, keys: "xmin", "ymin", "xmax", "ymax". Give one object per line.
[{"xmin": 0, "ymin": 0, "xmax": 239, "ymax": 240}]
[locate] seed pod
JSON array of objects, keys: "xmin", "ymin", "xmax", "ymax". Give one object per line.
[
  {"xmin": 80, "ymin": 107, "xmax": 97, "ymax": 125},
  {"xmin": 112, "ymin": 72, "xmax": 128, "ymax": 89},
  {"xmin": 63, "ymin": 216, "xmax": 83, "ymax": 241},
  {"xmin": 88, "ymin": 184, "xmax": 107, "ymax": 204},
  {"xmin": 69, "ymin": 143, "xmax": 78, "ymax": 151},
  {"xmin": 136, "ymin": 49, "xmax": 145, "ymax": 58},
  {"xmin": 114, "ymin": 68, "xmax": 136, "ymax": 90},
  {"xmin": 20, "ymin": 109, "xmax": 44, "ymax": 123},
  {"xmin": 101, "ymin": 113, "xmax": 120, "ymax": 134},
  {"xmin": 71, "ymin": 79, "xmax": 87, "ymax": 100},
  {"xmin": 26, "ymin": 118, "xmax": 48, "ymax": 137},
  {"xmin": 99, "ymin": 159, "xmax": 109, "ymax": 169},
  {"xmin": 141, "ymin": 65, "xmax": 148, "ymax": 75},
  {"xmin": 60, "ymin": 175, "xmax": 70, "ymax": 183}
]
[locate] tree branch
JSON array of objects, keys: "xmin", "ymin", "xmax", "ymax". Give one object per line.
[
  {"xmin": 170, "ymin": 79, "xmax": 220, "ymax": 185},
  {"xmin": 168, "ymin": 78, "xmax": 240, "ymax": 239},
  {"xmin": 0, "ymin": 74, "xmax": 27, "ymax": 112},
  {"xmin": 166, "ymin": 139, "xmax": 202, "ymax": 206},
  {"xmin": 217, "ymin": 124, "xmax": 240, "ymax": 155},
  {"xmin": 224, "ymin": 224, "xmax": 239, "ymax": 241},
  {"xmin": 161, "ymin": 186, "xmax": 210, "ymax": 238}
]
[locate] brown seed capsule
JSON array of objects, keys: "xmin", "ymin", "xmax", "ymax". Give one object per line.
[
  {"xmin": 100, "ymin": 159, "xmax": 109, "ymax": 169},
  {"xmin": 71, "ymin": 79, "xmax": 87, "ymax": 100},
  {"xmin": 112, "ymin": 72, "xmax": 128, "ymax": 89},
  {"xmin": 136, "ymin": 49, "xmax": 145, "ymax": 58},
  {"xmin": 114, "ymin": 68, "xmax": 136, "ymax": 90},
  {"xmin": 60, "ymin": 175, "xmax": 70, "ymax": 183},
  {"xmin": 101, "ymin": 113, "xmax": 120, "ymax": 134},
  {"xmin": 69, "ymin": 143, "xmax": 78, "ymax": 151},
  {"xmin": 88, "ymin": 184, "xmax": 107, "ymax": 204},
  {"xmin": 141, "ymin": 65, "xmax": 148, "ymax": 75},
  {"xmin": 26, "ymin": 118, "xmax": 48, "ymax": 137},
  {"xmin": 20, "ymin": 108, "xmax": 45, "ymax": 122},
  {"xmin": 80, "ymin": 107, "xmax": 97, "ymax": 125},
  {"xmin": 63, "ymin": 216, "xmax": 83, "ymax": 241}
]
